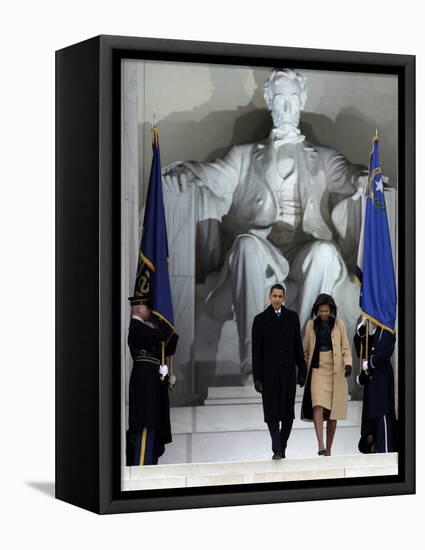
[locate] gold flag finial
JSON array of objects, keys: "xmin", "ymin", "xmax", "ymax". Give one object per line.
[{"xmin": 152, "ymin": 109, "xmax": 159, "ymax": 145}]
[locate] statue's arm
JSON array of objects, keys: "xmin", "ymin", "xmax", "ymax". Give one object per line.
[
  {"xmin": 162, "ymin": 146, "xmax": 241, "ymax": 199},
  {"xmin": 162, "ymin": 146, "xmax": 242, "ymax": 222},
  {"xmin": 322, "ymin": 148, "xmax": 368, "ymax": 197}
]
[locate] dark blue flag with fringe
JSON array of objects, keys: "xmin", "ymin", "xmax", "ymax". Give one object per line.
[
  {"xmin": 356, "ymin": 133, "xmax": 397, "ymax": 333},
  {"xmin": 132, "ymin": 126, "xmax": 175, "ymax": 331}
]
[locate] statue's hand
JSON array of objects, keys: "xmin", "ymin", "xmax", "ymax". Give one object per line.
[
  {"xmin": 352, "ymin": 173, "xmax": 368, "ymax": 200},
  {"xmin": 162, "ymin": 164, "xmax": 198, "ymax": 195},
  {"xmin": 353, "ymin": 173, "xmax": 390, "ymax": 200}
]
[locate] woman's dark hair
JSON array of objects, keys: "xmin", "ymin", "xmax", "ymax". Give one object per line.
[{"xmin": 311, "ymin": 293, "xmax": 337, "ymax": 318}]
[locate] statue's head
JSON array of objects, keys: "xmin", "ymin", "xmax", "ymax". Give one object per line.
[{"xmin": 263, "ymin": 69, "xmax": 307, "ymax": 131}]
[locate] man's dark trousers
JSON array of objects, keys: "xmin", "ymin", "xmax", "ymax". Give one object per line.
[{"xmin": 267, "ymin": 420, "xmax": 294, "ymax": 456}]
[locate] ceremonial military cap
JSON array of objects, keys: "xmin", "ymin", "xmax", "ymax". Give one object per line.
[{"xmin": 128, "ymin": 295, "xmax": 153, "ymax": 307}]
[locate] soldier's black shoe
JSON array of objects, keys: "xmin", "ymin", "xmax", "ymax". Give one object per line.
[{"xmin": 272, "ymin": 452, "xmax": 283, "ymax": 460}]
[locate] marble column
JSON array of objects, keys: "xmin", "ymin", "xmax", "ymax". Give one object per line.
[
  {"xmin": 121, "ymin": 60, "xmax": 140, "ymax": 478},
  {"xmin": 163, "ymin": 188, "xmax": 197, "ymax": 406}
]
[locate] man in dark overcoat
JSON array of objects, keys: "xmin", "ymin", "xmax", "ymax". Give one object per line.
[
  {"xmin": 252, "ymin": 283, "xmax": 307, "ymax": 459},
  {"xmin": 126, "ymin": 296, "xmax": 178, "ymax": 466},
  {"xmin": 354, "ymin": 318, "xmax": 397, "ymax": 453}
]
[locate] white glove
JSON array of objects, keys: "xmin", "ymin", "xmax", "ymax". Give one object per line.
[
  {"xmin": 362, "ymin": 359, "xmax": 368, "ymax": 372},
  {"xmin": 159, "ymin": 364, "xmax": 168, "ymax": 377}
]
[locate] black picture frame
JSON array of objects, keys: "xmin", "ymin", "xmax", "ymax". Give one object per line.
[{"xmin": 55, "ymin": 34, "xmax": 415, "ymax": 514}]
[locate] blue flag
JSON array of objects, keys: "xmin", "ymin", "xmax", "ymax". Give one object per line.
[
  {"xmin": 356, "ymin": 134, "xmax": 397, "ymax": 333},
  {"xmin": 133, "ymin": 127, "xmax": 175, "ymax": 330}
]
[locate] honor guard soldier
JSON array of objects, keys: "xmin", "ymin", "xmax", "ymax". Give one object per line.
[
  {"xmin": 354, "ymin": 317, "xmax": 397, "ymax": 453},
  {"xmin": 126, "ymin": 296, "xmax": 178, "ymax": 466}
]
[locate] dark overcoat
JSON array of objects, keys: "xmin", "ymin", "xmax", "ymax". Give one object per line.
[
  {"xmin": 128, "ymin": 317, "xmax": 178, "ymax": 447},
  {"xmin": 252, "ymin": 305, "xmax": 306, "ymax": 422},
  {"xmin": 354, "ymin": 326, "xmax": 396, "ymax": 420}
]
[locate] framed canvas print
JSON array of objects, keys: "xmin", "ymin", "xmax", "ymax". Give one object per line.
[{"xmin": 55, "ymin": 35, "xmax": 415, "ymax": 514}]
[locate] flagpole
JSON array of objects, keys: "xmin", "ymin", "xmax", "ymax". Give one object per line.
[
  {"xmin": 359, "ymin": 340, "xmax": 363, "ymax": 375},
  {"xmin": 135, "ymin": 119, "xmax": 176, "ymax": 385},
  {"xmin": 365, "ymin": 319, "xmax": 370, "ymax": 375},
  {"xmin": 159, "ymin": 341, "xmax": 166, "ymax": 382}
]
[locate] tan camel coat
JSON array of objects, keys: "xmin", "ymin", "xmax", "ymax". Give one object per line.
[{"xmin": 302, "ymin": 318, "xmax": 352, "ymax": 420}]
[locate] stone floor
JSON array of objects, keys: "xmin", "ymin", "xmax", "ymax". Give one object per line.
[
  {"xmin": 122, "ymin": 385, "xmax": 398, "ymax": 491},
  {"xmin": 159, "ymin": 385, "xmax": 362, "ymax": 464},
  {"xmin": 122, "ymin": 452, "xmax": 398, "ymax": 491}
]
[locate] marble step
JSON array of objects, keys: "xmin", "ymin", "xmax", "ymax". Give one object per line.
[
  {"xmin": 122, "ymin": 452, "xmax": 398, "ymax": 491},
  {"xmin": 204, "ymin": 386, "xmax": 301, "ymax": 405},
  {"xmin": 204, "ymin": 397, "xmax": 264, "ymax": 405},
  {"xmin": 170, "ymin": 400, "xmax": 362, "ymax": 435},
  {"xmin": 204, "ymin": 385, "xmax": 351, "ymax": 405},
  {"xmin": 159, "ymin": 424, "xmax": 365, "ymax": 465},
  {"xmin": 206, "ymin": 385, "xmax": 304, "ymax": 400}
]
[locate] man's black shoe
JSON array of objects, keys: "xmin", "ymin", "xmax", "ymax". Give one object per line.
[{"xmin": 272, "ymin": 452, "xmax": 282, "ymax": 460}]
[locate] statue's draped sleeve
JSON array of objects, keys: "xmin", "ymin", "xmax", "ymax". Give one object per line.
[
  {"xmin": 321, "ymin": 147, "xmax": 367, "ymax": 196},
  {"xmin": 176, "ymin": 146, "xmax": 242, "ymax": 222}
]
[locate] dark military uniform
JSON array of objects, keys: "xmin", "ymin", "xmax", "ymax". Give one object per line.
[
  {"xmin": 354, "ymin": 324, "xmax": 397, "ymax": 453},
  {"xmin": 252, "ymin": 305, "xmax": 306, "ymax": 456},
  {"xmin": 126, "ymin": 316, "xmax": 178, "ymax": 466}
]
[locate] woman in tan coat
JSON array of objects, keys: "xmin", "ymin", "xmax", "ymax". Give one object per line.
[{"xmin": 301, "ymin": 294, "xmax": 352, "ymax": 456}]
